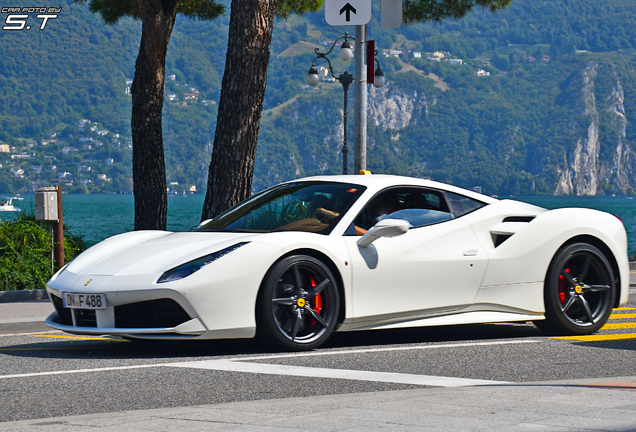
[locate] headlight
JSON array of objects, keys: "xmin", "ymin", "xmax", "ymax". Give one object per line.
[{"xmin": 157, "ymin": 242, "xmax": 249, "ymax": 283}]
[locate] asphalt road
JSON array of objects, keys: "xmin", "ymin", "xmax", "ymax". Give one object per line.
[{"xmin": 2, "ymin": 301, "xmax": 636, "ymax": 425}]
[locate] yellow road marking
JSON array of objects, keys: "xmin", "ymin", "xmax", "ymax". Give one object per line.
[
  {"xmin": 0, "ymin": 335, "xmax": 128, "ymax": 351},
  {"xmin": 613, "ymin": 307, "xmax": 636, "ymax": 311},
  {"xmin": 30, "ymin": 334, "xmax": 127, "ymax": 342},
  {"xmin": 609, "ymin": 314, "xmax": 636, "ymax": 319},
  {"xmin": 0, "ymin": 331, "xmax": 63, "ymax": 338},
  {"xmin": 601, "ymin": 322, "xmax": 636, "ymax": 330},
  {"xmin": 550, "ymin": 333, "xmax": 636, "ymax": 342},
  {"xmin": 0, "ymin": 347, "xmax": 113, "ymax": 351}
]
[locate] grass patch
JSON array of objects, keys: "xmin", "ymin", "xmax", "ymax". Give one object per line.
[{"xmin": 279, "ymin": 41, "xmax": 321, "ymax": 58}]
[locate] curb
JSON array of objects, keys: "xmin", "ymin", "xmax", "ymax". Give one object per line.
[{"xmin": 0, "ymin": 289, "xmax": 49, "ymax": 303}]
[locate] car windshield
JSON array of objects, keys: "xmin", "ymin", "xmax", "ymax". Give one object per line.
[{"xmin": 198, "ymin": 181, "xmax": 366, "ymax": 234}]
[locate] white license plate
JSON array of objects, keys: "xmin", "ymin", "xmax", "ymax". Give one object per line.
[{"xmin": 63, "ymin": 292, "xmax": 107, "ymax": 310}]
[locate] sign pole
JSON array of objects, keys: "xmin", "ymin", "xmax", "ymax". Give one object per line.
[
  {"xmin": 354, "ymin": 23, "xmax": 367, "ymax": 173},
  {"xmin": 35, "ymin": 186, "xmax": 64, "ymax": 271}
]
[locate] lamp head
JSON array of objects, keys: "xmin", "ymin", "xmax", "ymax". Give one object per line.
[
  {"xmin": 306, "ymin": 65, "xmax": 320, "ymax": 86},
  {"xmin": 338, "ymin": 40, "xmax": 353, "ymax": 62},
  {"xmin": 373, "ymin": 67, "xmax": 386, "ymax": 88}
]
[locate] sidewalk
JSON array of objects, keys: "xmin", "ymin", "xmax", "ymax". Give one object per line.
[
  {"xmin": 1, "ymin": 379, "xmax": 636, "ymax": 431},
  {"xmin": 0, "ymin": 300, "xmax": 52, "ymax": 335},
  {"xmin": 0, "ymin": 300, "xmax": 51, "ymax": 324}
]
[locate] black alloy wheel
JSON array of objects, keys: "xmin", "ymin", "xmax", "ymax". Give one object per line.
[
  {"xmin": 256, "ymin": 255, "xmax": 340, "ymax": 350},
  {"xmin": 535, "ymin": 242, "xmax": 615, "ymax": 335}
]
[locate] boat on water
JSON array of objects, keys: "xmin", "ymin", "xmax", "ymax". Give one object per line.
[{"xmin": 0, "ymin": 195, "xmax": 23, "ymax": 212}]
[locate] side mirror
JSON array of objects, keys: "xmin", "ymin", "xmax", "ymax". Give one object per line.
[{"xmin": 357, "ymin": 219, "xmax": 410, "ymax": 248}]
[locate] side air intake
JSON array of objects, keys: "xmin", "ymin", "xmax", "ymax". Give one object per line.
[
  {"xmin": 489, "ymin": 217, "xmax": 535, "ymax": 248},
  {"xmin": 502, "ymin": 216, "xmax": 535, "ymax": 223}
]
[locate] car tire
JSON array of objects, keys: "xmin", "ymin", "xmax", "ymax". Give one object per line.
[
  {"xmin": 534, "ymin": 242, "xmax": 615, "ymax": 335},
  {"xmin": 256, "ymin": 255, "xmax": 340, "ymax": 351}
]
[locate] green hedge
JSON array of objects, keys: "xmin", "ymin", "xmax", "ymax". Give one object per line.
[{"xmin": 0, "ymin": 216, "xmax": 87, "ymax": 291}]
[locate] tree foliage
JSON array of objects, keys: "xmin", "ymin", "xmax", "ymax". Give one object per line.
[
  {"xmin": 276, "ymin": 0, "xmax": 323, "ymax": 18},
  {"xmin": 77, "ymin": 0, "xmax": 224, "ymax": 23}
]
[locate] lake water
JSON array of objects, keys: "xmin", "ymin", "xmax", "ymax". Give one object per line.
[
  {"xmin": 2, "ymin": 193, "xmax": 636, "ymax": 254},
  {"xmin": 0, "ymin": 193, "xmax": 205, "ymax": 245}
]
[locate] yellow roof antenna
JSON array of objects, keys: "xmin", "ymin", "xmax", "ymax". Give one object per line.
[{"xmin": 359, "ymin": 170, "xmax": 372, "ymax": 175}]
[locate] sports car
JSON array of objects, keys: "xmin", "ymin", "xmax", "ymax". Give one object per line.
[{"xmin": 45, "ymin": 174, "xmax": 629, "ymax": 350}]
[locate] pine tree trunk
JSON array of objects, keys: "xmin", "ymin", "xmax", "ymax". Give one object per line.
[
  {"xmin": 201, "ymin": 0, "xmax": 277, "ymax": 220},
  {"xmin": 131, "ymin": 0, "xmax": 178, "ymax": 230}
]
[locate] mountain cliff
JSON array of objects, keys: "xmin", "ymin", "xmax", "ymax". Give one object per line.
[{"xmin": 555, "ymin": 62, "xmax": 636, "ymax": 195}]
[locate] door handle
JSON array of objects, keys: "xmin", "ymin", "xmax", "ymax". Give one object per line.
[{"xmin": 463, "ymin": 249, "xmax": 478, "ymax": 256}]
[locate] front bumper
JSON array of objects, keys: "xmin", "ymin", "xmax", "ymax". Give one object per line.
[
  {"xmin": 45, "ymin": 286, "xmax": 257, "ymax": 340},
  {"xmin": 46, "ymin": 287, "xmax": 207, "ymax": 339}
]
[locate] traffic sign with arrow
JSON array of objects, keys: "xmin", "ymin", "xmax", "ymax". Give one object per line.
[
  {"xmin": 340, "ymin": 3, "xmax": 357, "ymax": 21},
  {"xmin": 325, "ymin": 0, "xmax": 371, "ymax": 26}
]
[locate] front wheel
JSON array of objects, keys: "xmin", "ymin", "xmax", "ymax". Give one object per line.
[
  {"xmin": 535, "ymin": 242, "xmax": 615, "ymax": 335},
  {"xmin": 256, "ymin": 255, "xmax": 340, "ymax": 351}
]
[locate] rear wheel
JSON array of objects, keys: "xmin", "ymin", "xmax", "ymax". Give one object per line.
[
  {"xmin": 535, "ymin": 243, "xmax": 615, "ymax": 335},
  {"xmin": 256, "ymin": 255, "xmax": 340, "ymax": 351}
]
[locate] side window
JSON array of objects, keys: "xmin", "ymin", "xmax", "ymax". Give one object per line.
[
  {"xmin": 445, "ymin": 192, "xmax": 486, "ymax": 217},
  {"xmin": 348, "ymin": 187, "xmax": 454, "ymax": 235},
  {"xmin": 352, "ymin": 189, "xmax": 403, "ymax": 233}
]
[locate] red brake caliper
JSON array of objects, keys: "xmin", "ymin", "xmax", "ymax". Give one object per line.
[
  {"xmin": 558, "ymin": 268, "xmax": 569, "ymax": 304},
  {"xmin": 309, "ymin": 278, "xmax": 322, "ymax": 325}
]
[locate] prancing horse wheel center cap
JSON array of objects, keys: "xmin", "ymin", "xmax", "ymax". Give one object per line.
[
  {"xmin": 574, "ymin": 285, "xmax": 583, "ymax": 294},
  {"xmin": 297, "ymin": 298, "xmax": 306, "ymax": 307}
]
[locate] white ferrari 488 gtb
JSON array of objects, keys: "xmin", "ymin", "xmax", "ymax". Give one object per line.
[{"xmin": 46, "ymin": 174, "xmax": 629, "ymax": 350}]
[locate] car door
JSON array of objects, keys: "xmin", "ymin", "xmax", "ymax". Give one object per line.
[{"xmin": 343, "ymin": 187, "xmax": 488, "ymax": 322}]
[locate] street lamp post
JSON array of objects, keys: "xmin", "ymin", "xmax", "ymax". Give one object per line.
[
  {"xmin": 337, "ymin": 70, "xmax": 354, "ymax": 175},
  {"xmin": 306, "ymin": 32, "xmax": 385, "ymax": 175},
  {"xmin": 354, "ymin": 25, "xmax": 367, "ymax": 174}
]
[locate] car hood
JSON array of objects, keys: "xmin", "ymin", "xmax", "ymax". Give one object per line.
[{"xmin": 65, "ymin": 231, "xmax": 255, "ymax": 277}]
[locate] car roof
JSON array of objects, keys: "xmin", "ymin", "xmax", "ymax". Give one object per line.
[{"xmin": 285, "ymin": 174, "xmax": 499, "ymax": 204}]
